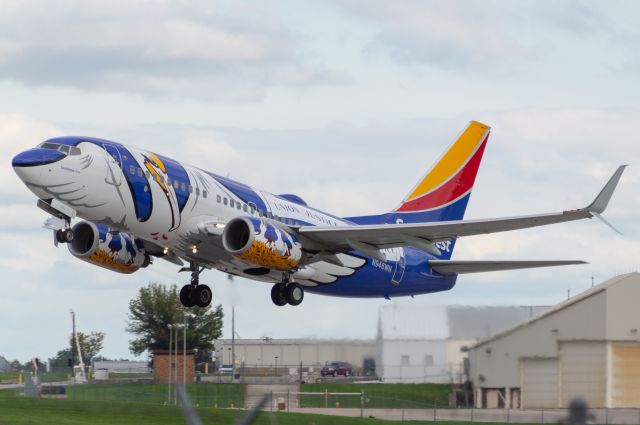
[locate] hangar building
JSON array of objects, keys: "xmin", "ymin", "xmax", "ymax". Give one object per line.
[
  {"xmin": 470, "ymin": 273, "xmax": 640, "ymax": 409},
  {"xmin": 376, "ymin": 305, "xmax": 547, "ymax": 383}
]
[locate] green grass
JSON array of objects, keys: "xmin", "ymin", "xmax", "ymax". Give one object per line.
[
  {"xmin": 299, "ymin": 383, "xmax": 452, "ymax": 409},
  {"xmin": 107, "ymin": 372, "xmax": 153, "ymax": 379},
  {"xmin": 66, "ymin": 383, "xmax": 245, "ymax": 408},
  {"xmin": 0, "ymin": 372, "xmax": 19, "ymax": 382},
  {"xmin": 0, "ymin": 396, "xmax": 529, "ymax": 425}
]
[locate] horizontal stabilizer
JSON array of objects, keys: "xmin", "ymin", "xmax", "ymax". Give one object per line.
[{"xmin": 430, "ymin": 260, "xmax": 587, "ymax": 275}]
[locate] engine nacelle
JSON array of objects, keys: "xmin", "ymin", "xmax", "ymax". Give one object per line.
[
  {"xmin": 68, "ymin": 221, "xmax": 150, "ymax": 274},
  {"xmin": 222, "ymin": 216, "xmax": 302, "ymax": 271}
]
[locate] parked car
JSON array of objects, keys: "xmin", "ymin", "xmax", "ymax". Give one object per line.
[{"xmin": 321, "ymin": 361, "xmax": 353, "ymax": 377}]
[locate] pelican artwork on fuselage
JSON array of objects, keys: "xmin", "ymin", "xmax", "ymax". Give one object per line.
[{"xmin": 12, "ymin": 121, "xmax": 626, "ymax": 308}]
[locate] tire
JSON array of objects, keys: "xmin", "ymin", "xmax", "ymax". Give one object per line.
[
  {"xmin": 194, "ymin": 285, "xmax": 212, "ymax": 308},
  {"xmin": 270, "ymin": 284, "xmax": 287, "ymax": 306},
  {"xmin": 56, "ymin": 229, "xmax": 73, "ymax": 244},
  {"xmin": 285, "ymin": 283, "xmax": 304, "ymax": 306},
  {"xmin": 180, "ymin": 285, "xmax": 196, "ymax": 308}
]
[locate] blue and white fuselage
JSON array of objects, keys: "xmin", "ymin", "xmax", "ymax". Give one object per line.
[{"xmin": 12, "ymin": 122, "xmax": 624, "ymax": 307}]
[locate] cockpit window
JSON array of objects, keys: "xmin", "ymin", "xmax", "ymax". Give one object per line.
[{"xmin": 37, "ymin": 142, "xmax": 81, "ymax": 156}]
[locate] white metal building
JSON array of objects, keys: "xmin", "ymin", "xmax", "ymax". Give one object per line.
[
  {"xmin": 376, "ymin": 305, "xmax": 547, "ymax": 383},
  {"xmin": 216, "ymin": 338, "xmax": 375, "ymax": 370},
  {"xmin": 470, "ymin": 273, "xmax": 640, "ymax": 409}
]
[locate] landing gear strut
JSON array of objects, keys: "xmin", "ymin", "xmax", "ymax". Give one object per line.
[
  {"xmin": 179, "ymin": 262, "xmax": 212, "ymax": 308},
  {"xmin": 271, "ymin": 274, "xmax": 304, "ymax": 307}
]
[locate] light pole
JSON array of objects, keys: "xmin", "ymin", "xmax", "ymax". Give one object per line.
[
  {"xmin": 275, "ymin": 356, "xmax": 278, "ymax": 377},
  {"xmin": 167, "ymin": 324, "xmax": 173, "ymax": 405}
]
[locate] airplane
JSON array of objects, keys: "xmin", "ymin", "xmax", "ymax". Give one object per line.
[{"xmin": 11, "ymin": 121, "xmax": 626, "ymax": 308}]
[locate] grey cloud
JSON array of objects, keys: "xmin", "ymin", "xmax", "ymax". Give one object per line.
[
  {"xmin": 331, "ymin": 0, "xmax": 628, "ymax": 73},
  {"xmin": 0, "ymin": 1, "xmax": 347, "ymax": 102}
]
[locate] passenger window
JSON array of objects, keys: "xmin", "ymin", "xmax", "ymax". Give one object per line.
[
  {"xmin": 181, "ymin": 182, "xmax": 186, "ymax": 191},
  {"xmin": 230, "ymin": 199, "xmax": 235, "ymax": 208},
  {"xmin": 145, "ymin": 171, "xmax": 150, "ymax": 179},
  {"xmin": 217, "ymin": 195, "xmax": 221, "ymax": 203},
  {"xmin": 203, "ymin": 190, "xmax": 207, "ymax": 198},
  {"xmin": 196, "ymin": 187, "xmax": 200, "ymax": 196},
  {"xmin": 173, "ymin": 180, "xmax": 179, "ymax": 189},
  {"xmin": 237, "ymin": 203, "xmax": 241, "ymax": 210},
  {"xmin": 129, "ymin": 165, "xmax": 135, "ymax": 175},
  {"xmin": 188, "ymin": 185, "xmax": 193, "ymax": 193},
  {"xmin": 223, "ymin": 197, "xmax": 228, "ymax": 206},
  {"xmin": 144, "ymin": 185, "xmax": 149, "ymax": 193},
  {"xmin": 243, "ymin": 204, "xmax": 247, "ymax": 212},
  {"xmin": 137, "ymin": 168, "xmax": 143, "ymax": 177}
]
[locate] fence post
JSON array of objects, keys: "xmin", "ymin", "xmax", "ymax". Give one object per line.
[
  {"xmin": 433, "ymin": 399, "xmax": 436, "ymax": 423},
  {"xmin": 270, "ymin": 391, "xmax": 273, "ymax": 412},
  {"xmin": 605, "ymin": 408, "xmax": 608, "ymax": 425},
  {"xmin": 287, "ymin": 390, "xmax": 290, "ymax": 412},
  {"xmin": 402, "ymin": 407, "xmax": 405, "ymax": 423},
  {"xmin": 325, "ymin": 389, "xmax": 328, "ymax": 409},
  {"xmin": 541, "ymin": 408, "xmax": 544, "ymax": 424},
  {"xmin": 507, "ymin": 407, "xmax": 510, "ymax": 423},
  {"xmin": 360, "ymin": 389, "xmax": 364, "ymax": 418},
  {"xmin": 471, "ymin": 405, "xmax": 474, "ymax": 422}
]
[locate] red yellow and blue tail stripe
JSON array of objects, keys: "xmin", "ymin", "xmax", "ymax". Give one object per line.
[{"xmin": 396, "ymin": 120, "xmax": 490, "ymax": 213}]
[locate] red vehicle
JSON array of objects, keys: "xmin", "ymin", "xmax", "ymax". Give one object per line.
[{"xmin": 321, "ymin": 361, "xmax": 353, "ymax": 377}]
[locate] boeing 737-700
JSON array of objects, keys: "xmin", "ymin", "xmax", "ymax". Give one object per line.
[{"xmin": 11, "ymin": 121, "xmax": 625, "ymax": 308}]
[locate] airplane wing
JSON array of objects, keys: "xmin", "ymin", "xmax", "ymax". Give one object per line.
[
  {"xmin": 297, "ymin": 165, "xmax": 626, "ymax": 256},
  {"xmin": 429, "ymin": 260, "xmax": 587, "ymax": 275}
]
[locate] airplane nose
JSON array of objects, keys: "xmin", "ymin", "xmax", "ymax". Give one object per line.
[
  {"xmin": 12, "ymin": 148, "xmax": 64, "ymax": 168},
  {"xmin": 12, "ymin": 148, "xmax": 64, "ymax": 183}
]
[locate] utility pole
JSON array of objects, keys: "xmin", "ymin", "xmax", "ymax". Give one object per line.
[
  {"xmin": 69, "ymin": 310, "xmax": 86, "ymax": 383},
  {"xmin": 168, "ymin": 324, "xmax": 173, "ymax": 405},
  {"xmin": 231, "ymin": 307, "xmax": 235, "ymax": 380},
  {"xmin": 183, "ymin": 315, "xmax": 187, "ymax": 388}
]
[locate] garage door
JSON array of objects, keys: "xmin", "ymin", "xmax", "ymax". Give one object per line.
[
  {"xmin": 560, "ymin": 342, "xmax": 606, "ymax": 407},
  {"xmin": 520, "ymin": 358, "xmax": 558, "ymax": 408},
  {"xmin": 612, "ymin": 343, "xmax": 640, "ymax": 407}
]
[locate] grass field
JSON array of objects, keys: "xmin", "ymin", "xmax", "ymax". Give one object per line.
[
  {"xmin": 66, "ymin": 383, "xmax": 245, "ymax": 408},
  {"xmin": 0, "ymin": 396, "xmax": 526, "ymax": 425},
  {"xmin": 299, "ymin": 383, "xmax": 452, "ymax": 409}
]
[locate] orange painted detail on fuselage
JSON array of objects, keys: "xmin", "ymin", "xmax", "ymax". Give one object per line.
[
  {"xmin": 85, "ymin": 249, "xmax": 142, "ymax": 274},
  {"xmin": 236, "ymin": 240, "xmax": 301, "ymax": 271}
]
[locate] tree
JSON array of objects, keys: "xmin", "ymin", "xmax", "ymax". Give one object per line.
[
  {"xmin": 126, "ymin": 283, "xmax": 223, "ymax": 363},
  {"xmin": 69, "ymin": 331, "xmax": 105, "ymax": 365}
]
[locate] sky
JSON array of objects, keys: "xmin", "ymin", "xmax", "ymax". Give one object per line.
[{"xmin": 0, "ymin": 0, "xmax": 639, "ymax": 362}]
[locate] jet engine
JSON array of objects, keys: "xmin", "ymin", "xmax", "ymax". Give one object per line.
[
  {"xmin": 222, "ymin": 216, "xmax": 302, "ymax": 271},
  {"xmin": 68, "ymin": 221, "xmax": 150, "ymax": 274}
]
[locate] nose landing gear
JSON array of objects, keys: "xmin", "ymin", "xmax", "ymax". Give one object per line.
[
  {"xmin": 55, "ymin": 228, "xmax": 74, "ymax": 244},
  {"xmin": 179, "ymin": 262, "xmax": 212, "ymax": 308}
]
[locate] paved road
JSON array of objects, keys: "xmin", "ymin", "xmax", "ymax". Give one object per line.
[{"xmin": 281, "ymin": 407, "xmax": 640, "ymax": 424}]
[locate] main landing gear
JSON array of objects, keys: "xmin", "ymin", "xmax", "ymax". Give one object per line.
[
  {"xmin": 179, "ymin": 262, "xmax": 212, "ymax": 308},
  {"xmin": 271, "ymin": 274, "xmax": 304, "ymax": 307}
]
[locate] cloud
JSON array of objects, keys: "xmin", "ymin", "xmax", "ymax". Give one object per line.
[
  {"xmin": 0, "ymin": 0, "xmax": 346, "ymax": 101},
  {"xmin": 0, "ymin": 113, "xmax": 61, "ymax": 200},
  {"xmin": 330, "ymin": 0, "xmax": 626, "ymax": 74}
]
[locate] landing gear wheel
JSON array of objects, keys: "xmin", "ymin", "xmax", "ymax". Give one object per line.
[
  {"xmin": 179, "ymin": 285, "xmax": 195, "ymax": 308},
  {"xmin": 285, "ymin": 283, "xmax": 304, "ymax": 306},
  {"xmin": 271, "ymin": 284, "xmax": 287, "ymax": 306},
  {"xmin": 194, "ymin": 285, "xmax": 212, "ymax": 308},
  {"xmin": 56, "ymin": 229, "xmax": 74, "ymax": 244}
]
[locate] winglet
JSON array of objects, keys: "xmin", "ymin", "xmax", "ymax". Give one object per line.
[{"xmin": 587, "ymin": 165, "xmax": 627, "ymax": 214}]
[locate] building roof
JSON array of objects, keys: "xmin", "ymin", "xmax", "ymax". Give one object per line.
[
  {"xmin": 378, "ymin": 304, "xmax": 548, "ymax": 340},
  {"xmin": 473, "ymin": 273, "xmax": 639, "ymax": 348}
]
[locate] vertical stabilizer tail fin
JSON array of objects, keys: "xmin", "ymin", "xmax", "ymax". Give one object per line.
[{"xmin": 395, "ymin": 120, "xmax": 490, "ymax": 220}]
